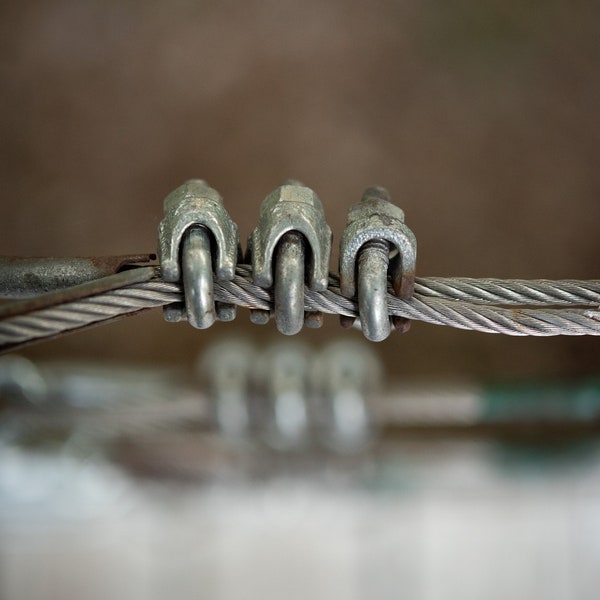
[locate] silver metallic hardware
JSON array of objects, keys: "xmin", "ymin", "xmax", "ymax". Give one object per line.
[
  {"xmin": 4, "ymin": 180, "xmax": 600, "ymax": 349},
  {"xmin": 182, "ymin": 227, "xmax": 216, "ymax": 328},
  {"xmin": 247, "ymin": 180, "xmax": 332, "ymax": 335},
  {"xmin": 274, "ymin": 231, "xmax": 306, "ymax": 334},
  {"xmin": 312, "ymin": 340, "xmax": 380, "ymax": 452},
  {"xmin": 339, "ymin": 186, "xmax": 417, "ymax": 341},
  {"xmin": 158, "ymin": 179, "xmax": 240, "ymax": 328}
]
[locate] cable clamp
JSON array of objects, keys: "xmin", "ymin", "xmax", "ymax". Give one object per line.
[
  {"xmin": 246, "ymin": 180, "xmax": 332, "ymax": 334},
  {"xmin": 158, "ymin": 179, "xmax": 241, "ymax": 328},
  {"xmin": 339, "ymin": 186, "xmax": 417, "ymax": 341}
]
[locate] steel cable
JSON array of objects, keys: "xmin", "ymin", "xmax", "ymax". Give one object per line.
[
  {"xmin": 1, "ymin": 265, "xmax": 599, "ymax": 352},
  {"xmin": 415, "ymin": 277, "xmax": 600, "ymax": 306}
]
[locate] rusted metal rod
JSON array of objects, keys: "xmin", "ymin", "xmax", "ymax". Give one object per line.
[{"xmin": 0, "ymin": 254, "xmax": 156, "ymax": 298}]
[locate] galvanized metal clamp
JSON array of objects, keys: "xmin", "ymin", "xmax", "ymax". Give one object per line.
[
  {"xmin": 157, "ymin": 180, "xmax": 415, "ymax": 341},
  {"xmin": 339, "ymin": 186, "xmax": 417, "ymax": 341},
  {"xmin": 158, "ymin": 179, "xmax": 241, "ymax": 328},
  {"xmin": 247, "ymin": 180, "xmax": 332, "ymax": 335}
]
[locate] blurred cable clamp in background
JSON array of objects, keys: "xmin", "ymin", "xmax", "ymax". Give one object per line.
[
  {"xmin": 3, "ymin": 342, "xmax": 600, "ymax": 466},
  {"xmin": 1, "ymin": 178, "xmax": 600, "ymax": 353}
]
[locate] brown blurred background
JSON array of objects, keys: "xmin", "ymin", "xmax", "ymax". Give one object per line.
[{"xmin": 1, "ymin": 0, "xmax": 599, "ymax": 380}]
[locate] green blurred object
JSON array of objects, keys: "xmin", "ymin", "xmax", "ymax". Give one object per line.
[
  {"xmin": 482, "ymin": 376, "xmax": 600, "ymax": 470},
  {"xmin": 482, "ymin": 377, "xmax": 600, "ymax": 422}
]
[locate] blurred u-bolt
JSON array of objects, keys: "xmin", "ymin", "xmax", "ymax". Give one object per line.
[
  {"xmin": 339, "ymin": 186, "xmax": 417, "ymax": 341},
  {"xmin": 247, "ymin": 180, "xmax": 332, "ymax": 335},
  {"xmin": 158, "ymin": 179, "xmax": 241, "ymax": 328}
]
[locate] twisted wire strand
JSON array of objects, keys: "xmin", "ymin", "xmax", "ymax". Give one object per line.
[
  {"xmin": 415, "ymin": 277, "xmax": 600, "ymax": 306},
  {"xmin": 1, "ymin": 266, "xmax": 600, "ymax": 351},
  {"xmin": 229, "ymin": 272, "xmax": 600, "ymax": 335}
]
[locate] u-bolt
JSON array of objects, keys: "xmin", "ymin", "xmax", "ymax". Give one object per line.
[
  {"xmin": 181, "ymin": 226, "xmax": 216, "ymax": 329},
  {"xmin": 357, "ymin": 238, "xmax": 393, "ymax": 341},
  {"xmin": 248, "ymin": 180, "xmax": 332, "ymax": 335},
  {"xmin": 339, "ymin": 186, "xmax": 417, "ymax": 342},
  {"xmin": 274, "ymin": 231, "xmax": 305, "ymax": 335}
]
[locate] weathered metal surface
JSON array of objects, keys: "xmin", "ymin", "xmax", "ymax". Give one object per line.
[
  {"xmin": 158, "ymin": 179, "xmax": 239, "ymax": 282},
  {"xmin": 248, "ymin": 180, "xmax": 332, "ymax": 290},
  {"xmin": 340, "ymin": 186, "xmax": 417, "ymax": 299},
  {"xmin": 248, "ymin": 180, "xmax": 332, "ymax": 334},
  {"xmin": 304, "ymin": 311, "xmax": 324, "ymax": 329},
  {"xmin": 357, "ymin": 239, "xmax": 393, "ymax": 341},
  {"xmin": 339, "ymin": 186, "xmax": 417, "ymax": 341},
  {"xmin": 248, "ymin": 308, "xmax": 271, "ymax": 325},
  {"xmin": 0, "ymin": 254, "xmax": 155, "ymax": 298},
  {"xmin": 182, "ymin": 227, "xmax": 217, "ymax": 329},
  {"xmin": 158, "ymin": 179, "xmax": 240, "ymax": 327},
  {"xmin": 0, "ymin": 266, "xmax": 157, "ymax": 320},
  {"xmin": 273, "ymin": 231, "xmax": 306, "ymax": 335}
]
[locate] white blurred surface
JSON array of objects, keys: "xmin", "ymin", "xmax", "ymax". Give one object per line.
[{"xmin": 1, "ymin": 442, "xmax": 600, "ymax": 600}]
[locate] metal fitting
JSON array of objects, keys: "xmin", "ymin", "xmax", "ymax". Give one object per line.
[
  {"xmin": 247, "ymin": 180, "xmax": 332, "ymax": 335},
  {"xmin": 312, "ymin": 340, "xmax": 381, "ymax": 453},
  {"xmin": 0, "ymin": 254, "xmax": 156, "ymax": 299},
  {"xmin": 339, "ymin": 186, "xmax": 417, "ymax": 341},
  {"xmin": 158, "ymin": 180, "xmax": 240, "ymax": 328}
]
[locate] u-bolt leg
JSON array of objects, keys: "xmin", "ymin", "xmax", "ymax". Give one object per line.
[
  {"xmin": 274, "ymin": 231, "xmax": 305, "ymax": 335},
  {"xmin": 357, "ymin": 239, "xmax": 391, "ymax": 342},
  {"xmin": 182, "ymin": 226, "xmax": 216, "ymax": 329}
]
